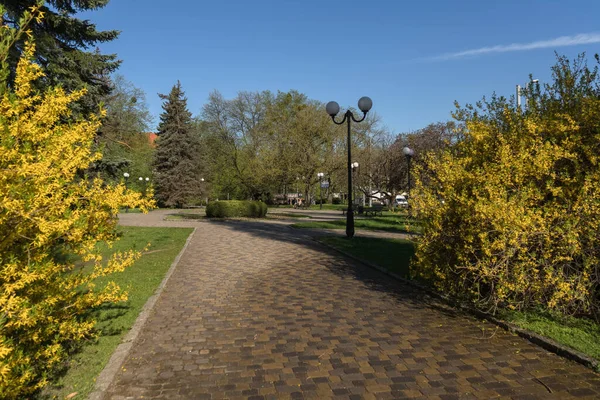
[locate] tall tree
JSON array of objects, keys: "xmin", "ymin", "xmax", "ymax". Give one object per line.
[
  {"xmin": 1, "ymin": 0, "xmax": 120, "ymax": 113},
  {"xmin": 92, "ymin": 75, "xmax": 154, "ymax": 184},
  {"xmin": 153, "ymin": 82, "xmax": 202, "ymax": 207}
]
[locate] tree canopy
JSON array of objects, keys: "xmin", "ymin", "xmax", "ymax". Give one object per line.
[{"xmin": 1, "ymin": 0, "xmax": 120, "ymax": 113}]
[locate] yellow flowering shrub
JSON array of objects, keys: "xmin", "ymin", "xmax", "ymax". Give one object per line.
[
  {"xmin": 0, "ymin": 7, "xmax": 154, "ymax": 397},
  {"xmin": 412, "ymin": 55, "xmax": 600, "ymax": 317}
]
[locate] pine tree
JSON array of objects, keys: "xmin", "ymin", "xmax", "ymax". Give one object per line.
[
  {"xmin": 1, "ymin": 0, "xmax": 120, "ymax": 113},
  {"xmin": 153, "ymin": 82, "xmax": 203, "ymax": 207}
]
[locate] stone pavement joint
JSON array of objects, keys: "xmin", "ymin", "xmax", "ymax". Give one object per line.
[{"xmin": 98, "ymin": 210, "xmax": 600, "ymax": 399}]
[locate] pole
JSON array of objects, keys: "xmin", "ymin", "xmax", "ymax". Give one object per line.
[
  {"xmin": 124, "ymin": 177, "xmax": 129, "ymax": 213},
  {"xmin": 319, "ymin": 178, "xmax": 323, "ymax": 210},
  {"xmin": 516, "ymin": 84, "xmax": 521, "ymax": 108},
  {"xmin": 346, "ymin": 113, "xmax": 354, "ymax": 238},
  {"xmin": 407, "ymin": 156, "xmax": 412, "ymax": 197},
  {"xmin": 369, "ymin": 174, "xmax": 372, "ymax": 207}
]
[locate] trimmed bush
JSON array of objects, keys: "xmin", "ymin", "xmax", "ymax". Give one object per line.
[{"xmin": 206, "ymin": 200, "xmax": 268, "ymax": 218}]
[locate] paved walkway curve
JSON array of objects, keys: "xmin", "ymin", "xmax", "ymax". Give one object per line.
[{"xmin": 102, "ymin": 211, "xmax": 600, "ymax": 399}]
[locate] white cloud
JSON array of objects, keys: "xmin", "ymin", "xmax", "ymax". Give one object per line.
[{"xmin": 429, "ymin": 33, "xmax": 600, "ymax": 61}]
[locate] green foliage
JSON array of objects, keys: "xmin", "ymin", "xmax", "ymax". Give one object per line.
[
  {"xmin": 0, "ymin": 26, "xmax": 153, "ymax": 396},
  {"xmin": 206, "ymin": 200, "xmax": 267, "ymax": 218},
  {"xmin": 412, "ymin": 53, "xmax": 600, "ymax": 317},
  {"xmin": 153, "ymin": 82, "xmax": 204, "ymax": 208},
  {"xmin": 92, "ymin": 75, "xmax": 154, "ymax": 186},
  {"xmin": 200, "ymin": 90, "xmax": 348, "ymax": 202},
  {"xmin": 2, "ymin": 0, "xmax": 120, "ymax": 114}
]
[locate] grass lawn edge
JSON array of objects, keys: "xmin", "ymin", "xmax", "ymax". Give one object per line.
[
  {"xmin": 314, "ymin": 236, "xmax": 600, "ymax": 372},
  {"xmin": 88, "ymin": 227, "xmax": 197, "ymax": 400}
]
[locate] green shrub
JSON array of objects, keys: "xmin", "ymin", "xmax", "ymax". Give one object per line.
[
  {"xmin": 205, "ymin": 200, "xmax": 268, "ymax": 218},
  {"xmin": 332, "ymin": 197, "xmax": 342, "ymax": 204}
]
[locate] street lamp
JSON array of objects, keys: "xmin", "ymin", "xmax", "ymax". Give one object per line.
[
  {"xmin": 200, "ymin": 178, "xmax": 207, "ymax": 205},
  {"xmin": 139, "ymin": 177, "xmax": 150, "ymax": 196},
  {"xmin": 351, "ymin": 162, "xmax": 359, "ymax": 206},
  {"xmin": 326, "ymin": 96, "xmax": 373, "ymax": 238},
  {"xmin": 317, "ymin": 172, "xmax": 324, "ymax": 210},
  {"xmin": 403, "ymin": 147, "xmax": 414, "ymax": 198},
  {"xmin": 123, "ymin": 172, "xmax": 130, "ymax": 212}
]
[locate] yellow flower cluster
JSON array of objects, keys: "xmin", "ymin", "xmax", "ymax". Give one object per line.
[
  {"xmin": 0, "ymin": 27, "xmax": 154, "ymax": 399},
  {"xmin": 412, "ymin": 93, "xmax": 600, "ymax": 316}
]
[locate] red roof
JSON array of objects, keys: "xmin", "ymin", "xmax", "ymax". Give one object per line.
[{"xmin": 147, "ymin": 132, "xmax": 158, "ymax": 147}]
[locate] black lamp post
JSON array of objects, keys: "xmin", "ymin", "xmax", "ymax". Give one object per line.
[
  {"xmin": 123, "ymin": 172, "xmax": 130, "ymax": 212},
  {"xmin": 139, "ymin": 176, "xmax": 149, "ymax": 197},
  {"xmin": 326, "ymin": 97, "xmax": 373, "ymax": 238},
  {"xmin": 352, "ymin": 162, "xmax": 359, "ymax": 206},
  {"xmin": 200, "ymin": 178, "xmax": 207, "ymax": 205},
  {"xmin": 317, "ymin": 172, "xmax": 324, "ymax": 210},
  {"xmin": 402, "ymin": 147, "xmax": 414, "ymax": 198}
]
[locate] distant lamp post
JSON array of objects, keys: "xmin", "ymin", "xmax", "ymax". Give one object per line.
[
  {"xmin": 139, "ymin": 177, "xmax": 150, "ymax": 196},
  {"xmin": 402, "ymin": 147, "xmax": 414, "ymax": 197},
  {"xmin": 351, "ymin": 162, "xmax": 359, "ymax": 206},
  {"xmin": 123, "ymin": 172, "xmax": 130, "ymax": 212},
  {"xmin": 317, "ymin": 172, "xmax": 324, "ymax": 210},
  {"xmin": 327, "ymin": 96, "xmax": 373, "ymax": 238},
  {"xmin": 200, "ymin": 178, "xmax": 207, "ymax": 205}
]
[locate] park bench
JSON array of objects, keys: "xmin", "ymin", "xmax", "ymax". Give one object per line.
[
  {"xmin": 364, "ymin": 204, "xmax": 385, "ymax": 216},
  {"xmin": 342, "ymin": 206, "xmax": 370, "ymax": 215}
]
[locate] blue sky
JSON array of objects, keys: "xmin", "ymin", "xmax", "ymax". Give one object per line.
[{"xmin": 81, "ymin": 0, "xmax": 600, "ymax": 134}]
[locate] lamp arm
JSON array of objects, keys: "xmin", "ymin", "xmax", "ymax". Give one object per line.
[
  {"xmin": 331, "ymin": 112, "xmax": 348, "ymax": 125},
  {"xmin": 350, "ymin": 112, "xmax": 368, "ymax": 123}
]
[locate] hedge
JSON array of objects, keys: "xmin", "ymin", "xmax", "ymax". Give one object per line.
[{"xmin": 205, "ymin": 200, "xmax": 268, "ymax": 218}]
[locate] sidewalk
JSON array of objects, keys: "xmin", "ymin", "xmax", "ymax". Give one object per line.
[{"xmin": 96, "ymin": 211, "xmax": 600, "ymax": 399}]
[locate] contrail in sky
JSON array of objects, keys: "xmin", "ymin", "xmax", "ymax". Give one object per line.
[{"xmin": 428, "ymin": 33, "xmax": 600, "ymax": 61}]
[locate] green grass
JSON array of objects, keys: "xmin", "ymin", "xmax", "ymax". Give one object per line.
[
  {"xmin": 268, "ymin": 212, "xmax": 312, "ymax": 219},
  {"xmin": 500, "ymin": 309, "xmax": 600, "ymax": 362},
  {"xmin": 318, "ymin": 236, "xmax": 415, "ymax": 277},
  {"xmin": 291, "ymin": 214, "xmax": 421, "ymax": 234},
  {"xmin": 269, "ymin": 204, "xmax": 347, "ymax": 211},
  {"xmin": 164, "ymin": 212, "xmax": 205, "ymax": 220},
  {"xmin": 118, "ymin": 207, "xmax": 144, "ymax": 213},
  {"xmin": 42, "ymin": 226, "xmax": 193, "ymax": 399}
]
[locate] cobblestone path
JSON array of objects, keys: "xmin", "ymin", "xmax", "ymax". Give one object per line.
[{"xmin": 102, "ymin": 212, "xmax": 600, "ymax": 399}]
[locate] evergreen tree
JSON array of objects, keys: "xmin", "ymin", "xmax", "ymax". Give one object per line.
[
  {"xmin": 1, "ymin": 0, "xmax": 120, "ymax": 113},
  {"xmin": 153, "ymin": 82, "xmax": 203, "ymax": 207}
]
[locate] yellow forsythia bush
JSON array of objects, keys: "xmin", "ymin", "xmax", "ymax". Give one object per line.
[
  {"xmin": 0, "ymin": 8, "xmax": 154, "ymax": 397},
  {"xmin": 411, "ymin": 55, "xmax": 600, "ymax": 317}
]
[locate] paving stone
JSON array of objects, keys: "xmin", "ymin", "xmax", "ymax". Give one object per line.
[{"xmin": 102, "ymin": 212, "xmax": 600, "ymax": 398}]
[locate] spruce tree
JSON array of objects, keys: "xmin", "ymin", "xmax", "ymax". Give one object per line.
[
  {"xmin": 153, "ymin": 82, "xmax": 203, "ymax": 207},
  {"xmin": 1, "ymin": 0, "xmax": 120, "ymax": 113}
]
